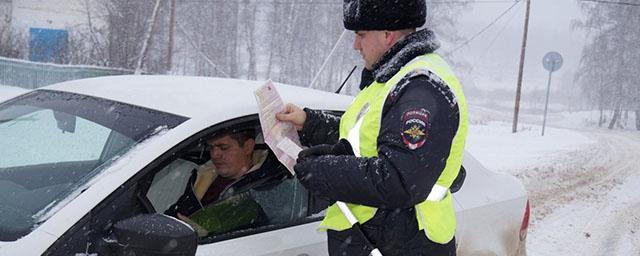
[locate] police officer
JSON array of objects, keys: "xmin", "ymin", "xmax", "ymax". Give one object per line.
[{"xmin": 276, "ymin": 0, "xmax": 468, "ymax": 255}]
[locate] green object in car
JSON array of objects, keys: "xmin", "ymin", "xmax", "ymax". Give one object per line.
[{"xmin": 188, "ymin": 193, "xmax": 263, "ymax": 235}]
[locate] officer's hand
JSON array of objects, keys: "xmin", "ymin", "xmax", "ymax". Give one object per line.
[
  {"xmin": 276, "ymin": 103, "xmax": 306, "ymax": 131},
  {"xmin": 298, "ymin": 144, "xmax": 334, "ymax": 160},
  {"xmin": 294, "ymin": 144, "xmax": 333, "ymax": 179},
  {"xmin": 332, "ymin": 139, "xmax": 355, "ymax": 156},
  {"xmin": 293, "ymin": 146, "xmax": 341, "ymax": 197},
  {"xmin": 294, "ymin": 139, "xmax": 355, "ymax": 179},
  {"xmin": 297, "ymin": 139, "xmax": 355, "ymax": 161}
]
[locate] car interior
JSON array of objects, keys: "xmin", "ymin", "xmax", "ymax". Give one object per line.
[{"xmin": 141, "ymin": 120, "xmax": 316, "ymax": 241}]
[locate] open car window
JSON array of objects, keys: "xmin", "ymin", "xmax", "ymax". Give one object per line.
[{"xmin": 142, "ymin": 119, "xmax": 310, "ymax": 243}]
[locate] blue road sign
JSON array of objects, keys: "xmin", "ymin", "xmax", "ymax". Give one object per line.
[{"xmin": 29, "ymin": 28, "xmax": 69, "ymax": 63}]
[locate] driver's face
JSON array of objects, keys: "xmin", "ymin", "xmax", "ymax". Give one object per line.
[{"xmin": 207, "ymin": 135, "xmax": 253, "ymax": 179}]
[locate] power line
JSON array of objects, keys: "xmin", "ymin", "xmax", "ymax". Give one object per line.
[
  {"xmin": 580, "ymin": 0, "xmax": 640, "ymax": 6},
  {"xmin": 445, "ymin": 0, "xmax": 523, "ymax": 55},
  {"xmin": 472, "ymin": 0, "xmax": 523, "ymax": 67}
]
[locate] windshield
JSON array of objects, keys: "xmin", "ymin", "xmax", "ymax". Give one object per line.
[{"xmin": 0, "ymin": 90, "xmax": 187, "ymax": 241}]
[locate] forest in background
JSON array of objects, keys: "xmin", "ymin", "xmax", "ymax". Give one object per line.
[
  {"xmin": 0, "ymin": 0, "xmax": 469, "ymax": 95},
  {"xmin": 576, "ymin": 1, "xmax": 640, "ymax": 130},
  {"xmin": 1, "ymin": 0, "xmax": 638, "ymax": 130}
]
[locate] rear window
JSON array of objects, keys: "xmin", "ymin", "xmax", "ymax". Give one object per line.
[{"xmin": 0, "ymin": 90, "xmax": 188, "ymax": 241}]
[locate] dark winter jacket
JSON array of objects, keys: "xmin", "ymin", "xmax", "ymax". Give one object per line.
[
  {"xmin": 296, "ymin": 29, "xmax": 459, "ymax": 255},
  {"xmin": 165, "ymin": 149, "xmax": 288, "ymax": 235}
]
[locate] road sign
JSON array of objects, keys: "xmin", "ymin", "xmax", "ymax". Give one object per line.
[
  {"xmin": 541, "ymin": 51, "xmax": 563, "ymax": 136},
  {"xmin": 543, "ymin": 51, "xmax": 563, "ymax": 72}
]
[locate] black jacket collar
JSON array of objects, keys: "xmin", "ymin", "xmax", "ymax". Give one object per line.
[{"xmin": 359, "ymin": 29, "xmax": 439, "ymax": 90}]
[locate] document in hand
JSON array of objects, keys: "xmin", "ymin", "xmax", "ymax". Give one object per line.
[{"xmin": 254, "ymin": 80, "xmax": 303, "ymax": 175}]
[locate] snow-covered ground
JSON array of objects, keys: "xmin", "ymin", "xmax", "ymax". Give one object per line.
[{"xmin": 466, "ymin": 104, "xmax": 640, "ymax": 255}]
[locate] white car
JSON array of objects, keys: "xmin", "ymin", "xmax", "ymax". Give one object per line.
[
  {"xmin": 0, "ymin": 85, "xmax": 28, "ymax": 102},
  {"xmin": 0, "ymin": 75, "xmax": 529, "ymax": 256}
]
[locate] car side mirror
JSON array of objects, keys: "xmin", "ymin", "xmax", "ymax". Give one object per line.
[
  {"xmin": 53, "ymin": 111, "xmax": 76, "ymax": 133},
  {"xmin": 111, "ymin": 214, "xmax": 197, "ymax": 256}
]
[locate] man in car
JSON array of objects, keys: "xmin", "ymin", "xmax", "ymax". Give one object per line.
[
  {"xmin": 165, "ymin": 128, "xmax": 287, "ymax": 236},
  {"xmin": 276, "ymin": 0, "xmax": 468, "ymax": 255}
]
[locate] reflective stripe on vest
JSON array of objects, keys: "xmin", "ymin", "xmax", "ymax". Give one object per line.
[{"xmin": 318, "ymin": 53, "xmax": 468, "ymax": 245}]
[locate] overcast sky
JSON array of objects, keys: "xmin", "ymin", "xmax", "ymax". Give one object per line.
[{"xmin": 450, "ymin": 0, "xmax": 587, "ymax": 93}]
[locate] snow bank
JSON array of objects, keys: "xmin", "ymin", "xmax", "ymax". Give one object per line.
[{"xmin": 466, "ymin": 121, "xmax": 595, "ymax": 173}]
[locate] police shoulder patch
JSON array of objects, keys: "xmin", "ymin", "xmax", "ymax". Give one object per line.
[{"xmin": 401, "ymin": 108, "xmax": 430, "ymax": 150}]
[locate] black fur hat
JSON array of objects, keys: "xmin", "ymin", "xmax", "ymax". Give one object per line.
[{"xmin": 343, "ymin": 0, "xmax": 426, "ymax": 31}]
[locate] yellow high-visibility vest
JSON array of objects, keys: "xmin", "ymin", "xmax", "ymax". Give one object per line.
[{"xmin": 319, "ymin": 53, "xmax": 468, "ymax": 244}]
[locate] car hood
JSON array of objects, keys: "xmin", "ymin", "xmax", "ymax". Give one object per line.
[{"xmin": 0, "ymin": 229, "xmax": 58, "ymax": 255}]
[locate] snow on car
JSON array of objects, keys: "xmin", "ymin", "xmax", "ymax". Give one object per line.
[
  {"xmin": 0, "ymin": 85, "xmax": 29, "ymax": 102},
  {"xmin": 0, "ymin": 75, "xmax": 528, "ymax": 256}
]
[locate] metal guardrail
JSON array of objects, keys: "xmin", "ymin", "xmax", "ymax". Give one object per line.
[{"xmin": 0, "ymin": 57, "xmax": 133, "ymax": 89}]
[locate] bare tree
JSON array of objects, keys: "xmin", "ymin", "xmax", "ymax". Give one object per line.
[
  {"xmin": 0, "ymin": 16, "xmax": 26, "ymax": 59},
  {"xmin": 49, "ymin": 0, "xmax": 465, "ymax": 94},
  {"xmin": 242, "ymin": 2, "xmax": 258, "ymax": 80},
  {"xmin": 576, "ymin": 2, "xmax": 640, "ymax": 130}
]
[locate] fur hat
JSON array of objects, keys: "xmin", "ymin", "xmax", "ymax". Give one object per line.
[{"xmin": 343, "ymin": 0, "xmax": 426, "ymax": 31}]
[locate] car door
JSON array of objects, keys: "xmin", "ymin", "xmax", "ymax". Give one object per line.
[
  {"xmin": 197, "ymin": 220, "xmax": 327, "ymax": 256},
  {"xmin": 138, "ymin": 116, "xmax": 330, "ymax": 256},
  {"xmin": 145, "ymin": 161, "xmax": 328, "ymax": 256},
  {"xmin": 191, "ymin": 173, "xmax": 327, "ymax": 256},
  {"xmin": 145, "ymin": 164, "xmax": 326, "ymax": 256}
]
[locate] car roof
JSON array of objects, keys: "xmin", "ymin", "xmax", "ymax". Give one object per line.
[{"xmin": 41, "ymin": 75, "xmax": 352, "ymax": 118}]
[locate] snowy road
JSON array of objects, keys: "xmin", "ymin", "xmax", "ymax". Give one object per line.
[
  {"xmin": 466, "ymin": 103, "xmax": 640, "ymax": 255},
  {"xmin": 523, "ymin": 130, "xmax": 640, "ymax": 255}
]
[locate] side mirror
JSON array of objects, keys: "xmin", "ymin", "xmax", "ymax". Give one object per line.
[
  {"xmin": 111, "ymin": 214, "xmax": 197, "ymax": 256},
  {"xmin": 53, "ymin": 111, "xmax": 76, "ymax": 133}
]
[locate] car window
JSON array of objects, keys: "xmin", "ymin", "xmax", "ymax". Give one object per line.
[
  {"xmin": 249, "ymin": 177, "xmax": 308, "ymax": 225},
  {"xmin": 0, "ymin": 90, "xmax": 188, "ymax": 241},
  {"xmin": 143, "ymin": 121, "xmax": 310, "ymax": 242},
  {"xmin": 0, "ymin": 109, "xmax": 111, "ymax": 167},
  {"xmin": 147, "ymin": 158, "xmax": 199, "ymax": 213}
]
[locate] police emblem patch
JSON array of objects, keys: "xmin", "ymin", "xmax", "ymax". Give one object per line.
[{"xmin": 401, "ymin": 108, "xmax": 430, "ymax": 150}]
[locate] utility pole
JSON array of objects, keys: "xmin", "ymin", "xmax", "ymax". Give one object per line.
[
  {"xmin": 167, "ymin": 0, "xmax": 176, "ymax": 73},
  {"xmin": 512, "ymin": 0, "xmax": 531, "ymax": 133}
]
